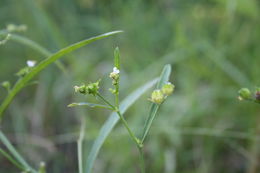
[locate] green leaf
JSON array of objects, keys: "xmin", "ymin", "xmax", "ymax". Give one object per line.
[
  {"xmin": 141, "ymin": 64, "xmax": 172, "ymax": 143},
  {"xmin": 85, "ymin": 78, "xmax": 158, "ymax": 173},
  {"xmin": 68, "ymin": 102, "xmax": 112, "ymax": 110},
  {"xmin": 78, "ymin": 120, "xmax": 86, "ymax": 173},
  {"xmin": 10, "ymin": 34, "xmax": 67, "ymax": 73},
  {"xmin": 114, "ymin": 47, "xmax": 120, "ymax": 69},
  {"xmin": 0, "ymin": 147, "xmax": 24, "ymax": 170},
  {"xmin": 0, "ymin": 131, "xmax": 37, "ymax": 173},
  {"xmin": 0, "ymin": 30, "xmax": 123, "ymax": 121}
]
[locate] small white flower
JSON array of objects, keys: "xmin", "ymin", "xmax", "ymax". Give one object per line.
[
  {"xmin": 113, "ymin": 67, "xmax": 120, "ymax": 74},
  {"xmin": 26, "ymin": 60, "xmax": 36, "ymax": 67}
]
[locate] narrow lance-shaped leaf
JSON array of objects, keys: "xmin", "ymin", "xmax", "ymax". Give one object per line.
[
  {"xmin": 0, "ymin": 30, "xmax": 123, "ymax": 121},
  {"xmin": 85, "ymin": 78, "xmax": 158, "ymax": 173},
  {"xmin": 141, "ymin": 64, "xmax": 172, "ymax": 143},
  {"xmin": 68, "ymin": 102, "xmax": 112, "ymax": 110}
]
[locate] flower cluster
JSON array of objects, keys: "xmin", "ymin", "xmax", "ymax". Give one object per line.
[
  {"xmin": 109, "ymin": 67, "xmax": 120, "ymax": 85},
  {"xmin": 74, "ymin": 80, "xmax": 100, "ymax": 96},
  {"xmin": 149, "ymin": 82, "xmax": 175, "ymax": 104}
]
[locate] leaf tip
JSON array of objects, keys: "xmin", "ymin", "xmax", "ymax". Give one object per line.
[{"xmin": 67, "ymin": 103, "xmax": 76, "ymax": 107}]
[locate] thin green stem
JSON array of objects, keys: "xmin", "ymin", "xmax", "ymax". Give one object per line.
[
  {"xmin": 96, "ymin": 93, "xmax": 140, "ymax": 146},
  {"xmin": 77, "ymin": 119, "xmax": 85, "ymax": 173},
  {"xmin": 138, "ymin": 147, "xmax": 146, "ymax": 173},
  {"xmin": 115, "ymin": 84, "xmax": 119, "ymax": 108},
  {"xmin": 96, "ymin": 93, "xmax": 116, "ymax": 110},
  {"xmin": 116, "ymin": 111, "xmax": 140, "ymax": 146},
  {"xmin": 97, "ymin": 93, "xmax": 145, "ymax": 172}
]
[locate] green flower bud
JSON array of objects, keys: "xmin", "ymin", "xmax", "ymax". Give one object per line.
[
  {"xmin": 238, "ymin": 88, "xmax": 251, "ymax": 100},
  {"xmin": 109, "ymin": 88, "xmax": 116, "ymax": 94},
  {"xmin": 86, "ymin": 80, "xmax": 100, "ymax": 96},
  {"xmin": 1, "ymin": 81, "xmax": 10, "ymax": 89},
  {"xmin": 161, "ymin": 82, "xmax": 175, "ymax": 96},
  {"xmin": 74, "ymin": 85, "xmax": 87, "ymax": 94},
  {"xmin": 150, "ymin": 90, "xmax": 164, "ymax": 104}
]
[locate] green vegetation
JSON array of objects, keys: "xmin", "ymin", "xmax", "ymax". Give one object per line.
[{"xmin": 0, "ymin": 0, "xmax": 260, "ymax": 173}]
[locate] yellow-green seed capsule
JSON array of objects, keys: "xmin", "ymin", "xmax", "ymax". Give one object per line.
[
  {"xmin": 150, "ymin": 90, "xmax": 164, "ymax": 104},
  {"xmin": 238, "ymin": 88, "xmax": 251, "ymax": 100},
  {"xmin": 161, "ymin": 82, "xmax": 175, "ymax": 96}
]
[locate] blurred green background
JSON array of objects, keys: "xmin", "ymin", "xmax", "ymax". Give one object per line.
[{"xmin": 0, "ymin": 0, "xmax": 260, "ymax": 172}]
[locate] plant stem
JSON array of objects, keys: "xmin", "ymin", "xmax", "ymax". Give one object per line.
[
  {"xmin": 96, "ymin": 93, "xmax": 145, "ymax": 172},
  {"xmin": 116, "ymin": 111, "xmax": 139, "ymax": 145},
  {"xmin": 96, "ymin": 93, "xmax": 140, "ymax": 146},
  {"xmin": 138, "ymin": 146, "xmax": 146, "ymax": 173},
  {"xmin": 96, "ymin": 93, "xmax": 116, "ymax": 110},
  {"xmin": 77, "ymin": 119, "xmax": 85, "ymax": 173},
  {"xmin": 115, "ymin": 84, "xmax": 119, "ymax": 108}
]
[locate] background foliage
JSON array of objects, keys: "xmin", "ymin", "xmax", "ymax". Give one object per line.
[{"xmin": 0, "ymin": 0, "xmax": 260, "ymax": 172}]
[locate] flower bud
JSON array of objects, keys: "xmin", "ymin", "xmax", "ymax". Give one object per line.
[
  {"xmin": 161, "ymin": 82, "xmax": 175, "ymax": 96},
  {"xmin": 150, "ymin": 90, "xmax": 164, "ymax": 104},
  {"xmin": 238, "ymin": 88, "xmax": 251, "ymax": 100},
  {"xmin": 1, "ymin": 81, "xmax": 10, "ymax": 89},
  {"xmin": 74, "ymin": 85, "xmax": 87, "ymax": 94},
  {"xmin": 86, "ymin": 80, "xmax": 100, "ymax": 96},
  {"xmin": 109, "ymin": 67, "xmax": 120, "ymax": 85}
]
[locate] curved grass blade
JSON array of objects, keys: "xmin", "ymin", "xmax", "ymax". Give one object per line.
[
  {"xmin": 10, "ymin": 34, "xmax": 67, "ymax": 73},
  {"xmin": 0, "ymin": 147, "xmax": 24, "ymax": 170},
  {"xmin": 0, "ymin": 131, "xmax": 37, "ymax": 173},
  {"xmin": 0, "ymin": 30, "xmax": 123, "ymax": 121},
  {"xmin": 11, "ymin": 34, "xmax": 51, "ymax": 56},
  {"xmin": 68, "ymin": 102, "xmax": 112, "ymax": 110},
  {"xmin": 85, "ymin": 78, "xmax": 158, "ymax": 173},
  {"xmin": 141, "ymin": 64, "xmax": 172, "ymax": 143},
  {"xmin": 0, "ymin": 30, "xmax": 66, "ymax": 72}
]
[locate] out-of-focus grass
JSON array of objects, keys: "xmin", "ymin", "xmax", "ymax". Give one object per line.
[{"xmin": 0, "ymin": 0, "xmax": 260, "ymax": 173}]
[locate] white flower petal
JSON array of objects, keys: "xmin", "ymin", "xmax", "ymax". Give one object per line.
[
  {"xmin": 27, "ymin": 60, "xmax": 36, "ymax": 67},
  {"xmin": 113, "ymin": 67, "xmax": 120, "ymax": 74}
]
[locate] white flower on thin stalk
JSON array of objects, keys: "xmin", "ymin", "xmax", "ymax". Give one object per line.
[{"xmin": 26, "ymin": 60, "xmax": 36, "ymax": 67}]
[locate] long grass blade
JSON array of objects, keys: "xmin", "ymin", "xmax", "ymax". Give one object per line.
[
  {"xmin": 85, "ymin": 78, "xmax": 158, "ymax": 173},
  {"xmin": 0, "ymin": 131, "xmax": 36, "ymax": 172},
  {"xmin": 0, "ymin": 147, "xmax": 24, "ymax": 170},
  {"xmin": 10, "ymin": 34, "xmax": 67, "ymax": 73},
  {"xmin": 0, "ymin": 30, "xmax": 122, "ymax": 121},
  {"xmin": 141, "ymin": 64, "xmax": 172, "ymax": 143}
]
